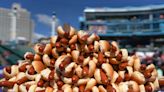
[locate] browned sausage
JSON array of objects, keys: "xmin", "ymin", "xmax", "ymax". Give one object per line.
[
  {"xmin": 60, "ymin": 38, "xmax": 68, "ymax": 44},
  {"xmin": 79, "ymin": 85, "xmax": 85, "ymax": 92},
  {"xmin": 115, "ymin": 75, "xmax": 123, "ymax": 84},
  {"xmin": 144, "ymin": 69, "xmax": 152, "ymax": 79},
  {"xmin": 82, "ymin": 66, "xmax": 89, "ymax": 77},
  {"xmin": 55, "ymin": 42, "xmax": 61, "ymax": 48},
  {"xmin": 111, "ymin": 45, "xmax": 117, "ymax": 52},
  {"xmin": 28, "ymin": 66, "xmax": 35, "ymax": 75},
  {"xmin": 145, "ymin": 84, "xmax": 152, "ymax": 92},
  {"xmin": 43, "ymin": 82, "xmax": 50, "ymax": 87},
  {"xmin": 19, "ymin": 63, "xmax": 28, "ymax": 72},
  {"xmin": 116, "ymin": 52, "xmax": 122, "ymax": 61},
  {"xmin": 63, "ymin": 70, "xmax": 74, "ymax": 78},
  {"xmin": 0, "ymin": 81, "xmax": 15, "ymax": 88},
  {"xmin": 59, "ymin": 57, "xmax": 71, "ymax": 70},
  {"xmin": 37, "ymin": 79, "xmax": 44, "ymax": 87},
  {"xmin": 5, "ymin": 66, "xmax": 11, "ymax": 74},
  {"xmin": 57, "ymin": 90, "xmax": 64, "ymax": 92},
  {"xmin": 57, "ymin": 81, "xmax": 64, "ymax": 89},
  {"xmin": 84, "ymin": 90, "xmax": 91, "ymax": 92},
  {"xmin": 50, "ymin": 59, "xmax": 55, "ymax": 65},
  {"xmin": 88, "ymin": 44, "xmax": 94, "ymax": 51},
  {"xmin": 48, "ymin": 71, "xmax": 54, "ymax": 80},
  {"xmin": 25, "ymin": 53, "xmax": 34, "ymax": 60},
  {"xmin": 119, "ymin": 62, "xmax": 128, "ymax": 70},
  {"xmin": 38, "ymin": 45, "xmax": 45, "ymax": 53},
  {"xmin": 26, "ymin": 84, "xmax": 30, "ymax": 91},
  {"xmin": 100, "ymin": 69, "xmax": 108, "ymax": 85},
  {"xmin": 17, "ymin": 76, "xmax": 28, "ymax": 85},
  {"xmin": 124, "ymin": 73, "xmax": 131, "ymax": 81},
  {"xmin": 78, "ymin": 55, "xmax": 84, "ymax": 64},
  {"xmin": 107, "ymin": 85, "xmax": 116, "ymax": 92},
  {"xmin": 70, "ymin": 44, "xmax": 76, "ymax": 50},
  {"xmin": 98, "ymin": 52, "xmax": 104, "ymax": 65},
  {"xmin": 140, "ymin": 64, "xmax": 146, "ymax": 71},
  {"xmin": 72, "ymin": 75, "xmax": 79, "ymax": 83}
]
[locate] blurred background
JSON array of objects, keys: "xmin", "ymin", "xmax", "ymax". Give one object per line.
[{"xmin": 0, "ymin": 0, "xmax": 164, "ymax": 89}]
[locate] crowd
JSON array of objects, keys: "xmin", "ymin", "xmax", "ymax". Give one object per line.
[{"xmin": 130, "ymin": 49, "xmax": 164, "ymax": 77}]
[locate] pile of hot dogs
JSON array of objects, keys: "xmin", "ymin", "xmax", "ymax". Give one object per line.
[{"xmin": 0, "ymin": 24, "xmax": 160, "ymax": 92}]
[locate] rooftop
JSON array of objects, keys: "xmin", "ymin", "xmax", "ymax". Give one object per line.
[{"xmin": 84, "ymin": 4, "xmax": 164, "ymax": 12}]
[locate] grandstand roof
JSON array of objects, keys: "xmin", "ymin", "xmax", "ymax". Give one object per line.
[{"xmin": 84, "ymin": 4, "xmax": 164, "ymax": 13}]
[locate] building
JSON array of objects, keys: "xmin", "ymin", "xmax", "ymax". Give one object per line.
[
  {"xmin": 81, "ymin": 5, "xmax": 164, "ymax": 47},
  {"xmin": 0, "ymin": 3, "xmax": 34, "ymax": 43}
]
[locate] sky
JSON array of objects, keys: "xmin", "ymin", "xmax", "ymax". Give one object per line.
[{"xmin": 0, "ymin": 0, "xmax": 164, "ymax": 36}]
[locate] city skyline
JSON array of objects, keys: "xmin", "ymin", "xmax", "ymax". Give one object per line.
[
  {"xmin": 0, "ymin": 0, "xmax": 164, "ymax": 36},
  {"xmin": 0, "ymin": 3, "xmax": 34, "ymax": 43}
]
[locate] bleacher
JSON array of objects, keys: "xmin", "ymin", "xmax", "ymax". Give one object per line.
[
  {"xmin": 0, "ymin": 44, "xmax": 34, "ymax": 80},
  {"xmin": 0, "ymin": 44, "xmax": 33, "ymax": 65}
]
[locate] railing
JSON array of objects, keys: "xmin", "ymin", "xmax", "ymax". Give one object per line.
[{"xmin": 85, "ymin": 19, "xmax": 164, "ymax": 34}]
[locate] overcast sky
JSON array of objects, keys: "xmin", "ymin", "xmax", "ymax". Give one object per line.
[{"xmin": 0, "ymin": 0, "xmax": 164, "ymax": 36}]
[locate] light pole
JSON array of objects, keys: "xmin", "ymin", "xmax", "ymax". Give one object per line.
[
  {"xmin": 51, "ymin": 12, "xmax": 56, "ymax": 36},
  {"xmin": 10, "ymin": 7, "xmax": 17, "ymax": 41}
]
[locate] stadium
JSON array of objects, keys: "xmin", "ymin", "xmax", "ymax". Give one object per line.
[{"xmin": 80, "ymin": 5, "xmax": 164, "ymax": 48}]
